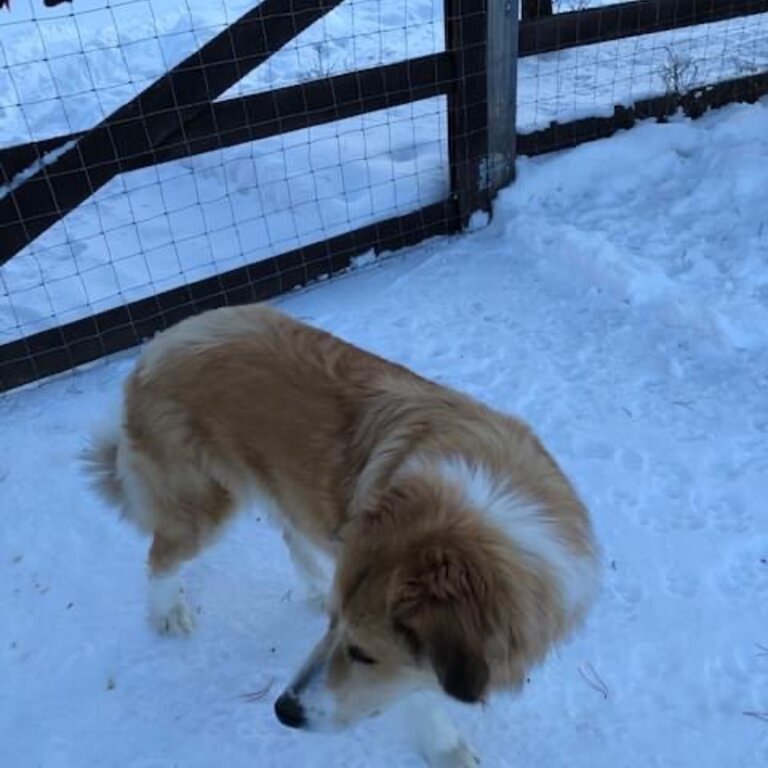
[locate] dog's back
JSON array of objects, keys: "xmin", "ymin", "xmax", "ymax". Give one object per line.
[{"xmin": 84, "ymin": 305, "xmax": 431, "ymax": 545}]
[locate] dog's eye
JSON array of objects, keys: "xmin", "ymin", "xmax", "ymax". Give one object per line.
[{"xmin": 347, "ymin": 644, "xmax": 377, "ymax": 665}]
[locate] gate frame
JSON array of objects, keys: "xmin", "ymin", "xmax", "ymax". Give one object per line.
[{"xmin": 1, "ymin": 0, "xmax": 517, "ymax": 392}]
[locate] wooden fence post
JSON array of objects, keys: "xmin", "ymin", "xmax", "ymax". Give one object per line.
[
  {"xmin": 487, "ymin": 0, "xmax": 519, "ymax": 194},
  {"xmin": 446, "ymin": 0, "xmax": 518, "ymax": 227},
  {"xmin": 445, "ymin": 0, "xmax": 491, "ymax": 227}
]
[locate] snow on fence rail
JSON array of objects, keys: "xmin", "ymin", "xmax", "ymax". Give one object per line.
[{"xmin": 0, "ymin": 0, "xmax": 767, "ymax": 392}]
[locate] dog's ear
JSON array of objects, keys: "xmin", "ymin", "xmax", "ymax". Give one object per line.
[
  {"xmin": 422, "ymin": 611, "xmax": 489, "ymax": 703},
  {"xmin": 390, "ymin": 544, "xmax": 490, "ymax": 704}
]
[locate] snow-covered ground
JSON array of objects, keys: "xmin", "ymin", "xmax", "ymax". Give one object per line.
[
  {"xmin": 2, "ymin": 98, "xmax": 767, "ymax": 767},
  {"xmin": 2, "ymin": 0, "xmax": 767, "ymax": 343}
]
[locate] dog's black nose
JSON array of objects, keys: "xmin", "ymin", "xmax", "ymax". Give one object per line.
[{"xmin": 274, "ymin": 692, "xmax": 306, "ymax": 729}]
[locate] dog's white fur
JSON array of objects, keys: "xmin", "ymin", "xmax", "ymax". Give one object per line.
[
  {"xmin": 428, "ymin": 457, "xmax": 599, "ymax": 619},
  {"xmin": 148, "ymin": 570, "xmax": 193, "ymax": 635},
  {"xmin": 83, "ymin": 304, "xmax": 600, "ymax": 766}
]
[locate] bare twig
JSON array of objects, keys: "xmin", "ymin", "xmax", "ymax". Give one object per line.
[
  {"xmin": 744, "ymin": 711, "xmax": 768, "ymax": 723},
  {"xmin": 240, "ymin": 677, "xmax": 275, "ymax": 703},
  {"xmin": 578, "ymin": 663, "xmax": 609, "ymax": 700},
  {"xmin": 755, "ymin": 643, "xmax": 768, "ymax": 657},
  {"xmin": 659, "ymin": 45, "xmax": 700, "ymax": 96}
]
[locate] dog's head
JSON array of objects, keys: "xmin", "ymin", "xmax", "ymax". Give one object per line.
[{"xmin": 275, "ymin": 479, "xmax": 504, "ymax": 731}]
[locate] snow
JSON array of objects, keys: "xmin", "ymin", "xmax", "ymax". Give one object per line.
[{"xmin": 2, "ymin": 97, "xmax": 768, "ymax": 767}]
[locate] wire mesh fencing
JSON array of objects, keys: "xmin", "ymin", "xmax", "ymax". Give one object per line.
[
  {"xmin": 517, "ymin": 0, "xmax": 768, "ymax": 154},
  {"xmin": 1, "ymin": 0, "xmax": 484, "ymax": 390}
]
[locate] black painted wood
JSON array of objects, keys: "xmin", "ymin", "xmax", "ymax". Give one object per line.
[
  {"xmin": 0, "ymin": 200, "xmax": 458, "ymax": 391},
  {"xmin": 520, "ymin": 0, "xmax": 768, "ymax": 57}
]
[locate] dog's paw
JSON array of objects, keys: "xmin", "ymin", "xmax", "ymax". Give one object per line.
[
  {"xmin": 148, "ymin": 573, "xmax": 195, "ymax": 636},
  {"xmin": 426, "ymin": 741, "xmax": 479, "ymax": 768},
  {"xmin": 150, "ymin": 600, "xmax": 195, "ymax": 636}
]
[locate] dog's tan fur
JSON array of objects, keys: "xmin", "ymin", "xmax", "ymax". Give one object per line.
[{"xmin": 84, "ymin": 304, "xmax": 599, "ymax": 755}]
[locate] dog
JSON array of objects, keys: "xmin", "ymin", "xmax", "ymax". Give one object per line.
[{"xmin": 83, "ymin": 304, "xmax": 600, "ymax": 767}]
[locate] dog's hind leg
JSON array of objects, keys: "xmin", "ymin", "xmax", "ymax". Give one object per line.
[
  {"xmin": 147, "ymin": 533, "xmax": 199, "ymax": 635},
  {"xmin": 146, "ymin": 481, "xmax": 236, "ymax": 635}
]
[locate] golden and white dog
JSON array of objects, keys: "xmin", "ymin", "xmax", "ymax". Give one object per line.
[{"xmin": 84, "ymin": 304, "xmax": 600, "ymax": 767}]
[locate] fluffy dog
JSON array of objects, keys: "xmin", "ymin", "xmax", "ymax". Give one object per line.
[{"xmin": 84, "ymin": 304, "xmax": 600, "ymax": 767}]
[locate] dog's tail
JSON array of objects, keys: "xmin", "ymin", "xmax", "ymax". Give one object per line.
[
  {"xmin": 81, "ymin": 417, "xmax": 125, "ymax": 509},
  {"xmin": 81, "ymin": 412, "xmax": 157, "ymax": 534}
]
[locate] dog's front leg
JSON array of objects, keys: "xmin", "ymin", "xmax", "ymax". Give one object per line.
[
  {"xmin": 282, "ymin": 525, "xmax": 331, "ymax": 611},
  {"xmin": 406, "ymin": 693, "xmax": 479, "ymax": 768}
]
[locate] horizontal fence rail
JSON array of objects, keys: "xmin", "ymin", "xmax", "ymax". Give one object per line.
[
  {"xmin": 519, "ymin": 70, "xmax": 768, "ymax": 155},
  {"xmin": 519, "ymin": 0, "xmax": 768, "ymax": 56},
  {"xmin": 0, "ymin": 55, "xmax": 454, "ymax": 191},
  {"xmin": 0, "ymin": 200, "xmax": 455, "ymax": 391}
]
